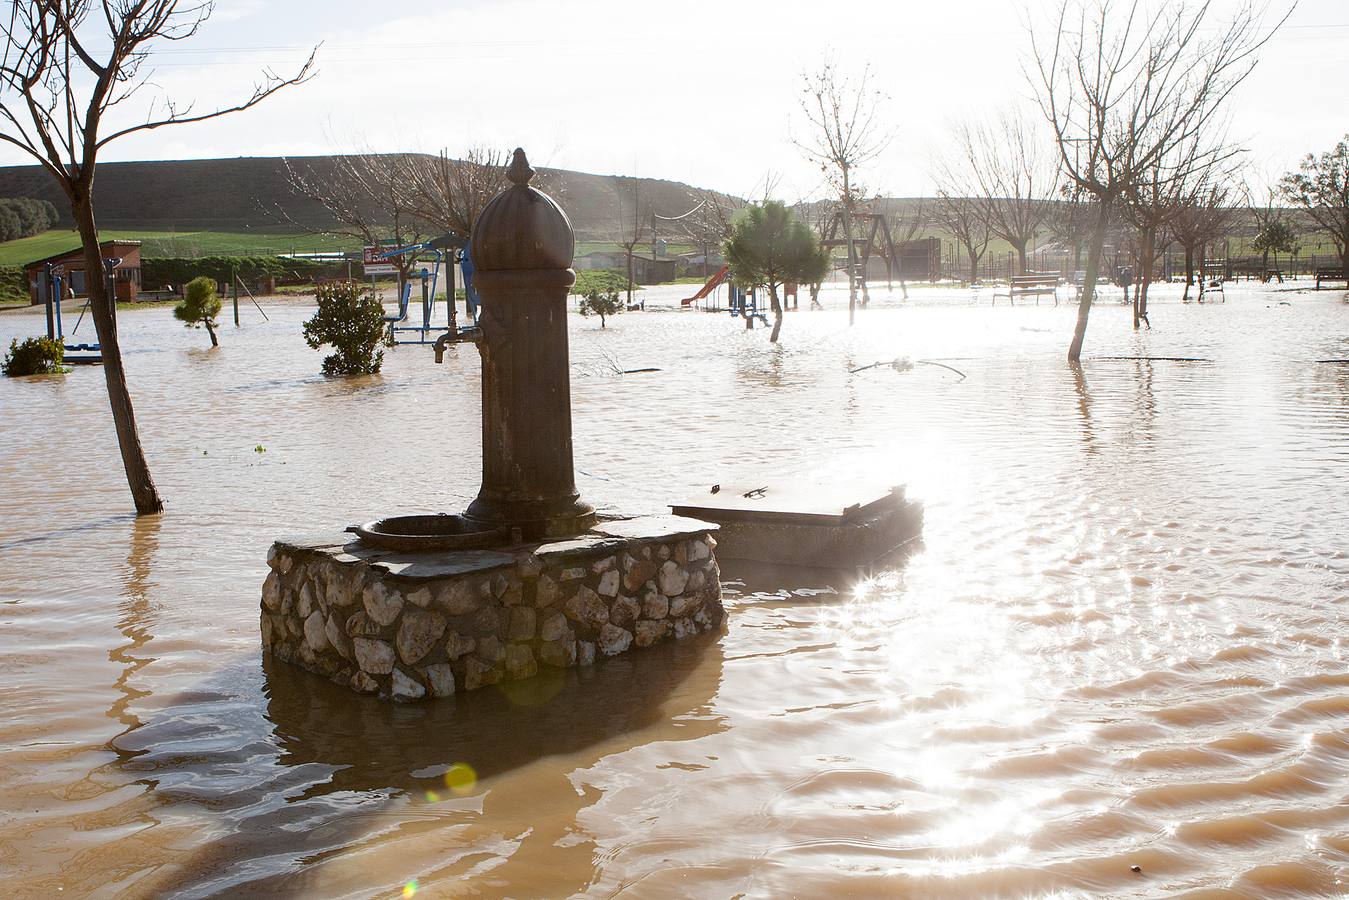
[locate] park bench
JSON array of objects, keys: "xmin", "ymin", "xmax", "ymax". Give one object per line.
[
  {"xmin": 993, "ymin": 273, "xmax": 1060, "ymax": 306},
  {"xmin": 1315, "ymin": 266, "xmax": 1347, "ymax": 289}
]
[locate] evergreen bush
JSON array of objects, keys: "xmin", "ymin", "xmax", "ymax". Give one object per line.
[
  {"xmin": 578, "ymin": 289, "xmax": 623, "ymax": 327},
  {"xmin": 302, "ymin": 281, "xmax": 390, "ymax": 376},
  {"xmin": 3, "ymin": 336, "xmax": 66, "ymax": 375}
]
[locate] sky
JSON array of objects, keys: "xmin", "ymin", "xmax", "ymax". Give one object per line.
[{"xmin": 1, "ymin": 0, "xmax": 1345, "ymax": 201}]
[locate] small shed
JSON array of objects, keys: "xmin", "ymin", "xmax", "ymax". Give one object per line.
[
  {"xmin": 25, "ymin": 240, "xmax": 143, "ymax": 305},
  {"xmin": 630, "ymin": 254, "xmax": 676, "ymax": 284},
  {"xmin": 575, "ymin": 250, "xmax": 625, "ymax": 270}
]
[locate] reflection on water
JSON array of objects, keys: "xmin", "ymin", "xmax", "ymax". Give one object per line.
[{"xmin": 1, "ymin": 283, "xmax": 1348, "ymax": 896}]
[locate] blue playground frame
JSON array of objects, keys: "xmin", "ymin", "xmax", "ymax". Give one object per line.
[
  {"xmin": 40, "ymin": 261, "xmax": 105, "ymax": 365},
  {"xmin": 378, "ymin": 237, "xmax": 481, "ymax": 345}
]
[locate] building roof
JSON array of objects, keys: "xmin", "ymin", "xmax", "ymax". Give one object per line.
[{"xmin": 23, "ymin": 239, "xmax": 143, "ymax": 270}]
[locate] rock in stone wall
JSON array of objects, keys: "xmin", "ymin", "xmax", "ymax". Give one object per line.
[{"xmin": 261, "ymin": 529, "xmax": 722, "ymax": 702}]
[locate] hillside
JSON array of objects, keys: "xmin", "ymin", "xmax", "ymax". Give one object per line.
[{"xmin": 0, "ymin": 156, "xmax": 735, "ymax": 244}]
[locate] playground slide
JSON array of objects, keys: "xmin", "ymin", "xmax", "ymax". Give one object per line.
[{"xmin": 681, "ymin": 265, "xmax": 730, "ymax": 306}]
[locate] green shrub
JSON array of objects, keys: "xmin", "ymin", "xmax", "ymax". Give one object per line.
[
  {"xmin": 3, "ymin": 336, "xmax": 66, "ymax": 376},
  {"xmin": 174, "ymin": 276, "xmax": 222, "ymax": 346},
  {"xmin": 0, "ymin": 266, "xmax": 27, "ymax": 305},
  {"xmin": 302, "ymin": 281, "xmax": 391, "ymax": 377},
  {"xmin": 572, "ymin": 268, "xmax": 634, "ymax": 297},
  {"xmin": 577, "ymin": 289, "xmax": 623, "ymax": 327}
]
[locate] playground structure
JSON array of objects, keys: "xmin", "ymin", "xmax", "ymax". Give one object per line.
[
  {"xmin": 38, "ymin": 260, "xmax": 107, "ymax": 365},
  {"xmin": 375, "ymin": 234, "xmax": 481, "ymax": 345},
  {"xmin": 681, "ymin": 265, "xmax": 803, "ymax": 328},
  {"xmin": 819, "ymin": 211, "xmax": 898, "ymax": 302}
]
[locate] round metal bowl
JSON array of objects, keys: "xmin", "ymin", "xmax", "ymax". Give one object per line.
[{"xmin": 347, "ymin": 514, "xmax": 507, "ymax": 552}]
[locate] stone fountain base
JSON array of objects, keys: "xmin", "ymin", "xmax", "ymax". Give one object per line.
[{"xmin": 260, "ymin": 515, "xmax": 722, "ymax": 702}]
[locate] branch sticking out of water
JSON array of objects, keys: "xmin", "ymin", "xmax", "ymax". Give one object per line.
[
  {"xmin": 851, "ymin": 357, "xmax": 967, "ymax": 381},
  {"xmin": 1090, "ymin": 356, "xmax": 1214, "ymax": 362}
]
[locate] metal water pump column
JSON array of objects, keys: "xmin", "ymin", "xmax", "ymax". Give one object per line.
[{"xmin": 463, "ymin": 148, "xmax": 596, "ymax": 539}]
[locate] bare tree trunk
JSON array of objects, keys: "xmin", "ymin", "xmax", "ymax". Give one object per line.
[
  {"xmin": 1133, "ymin": 228, "xmax": 1151, "ymax": 329},
  {"xmin": 626, "ymin": 250, "xmax": 634, "ymax": 306},
  {"xmin": 1138, "ymin": 227, "xmax": 1153, "ymax": 328},
  {"xmin": 842, "ymin": 173, "xmax": 857, "ymax": 325},
  {"xmin": 205, "ymin": 318, "xmax": 218, "ymax": 347},
  {"xmin": 968, "ymin": 248, "xmax": 980, "ymax": 285},
  {"xmin": 1015, "ymin": 242, "xmax": 1030, "ymax": 275},
  {"xmin": 1182, "ymin": 245, "xmax": 1194, "ymax": 302},
  {"xmin": 74, "ymin": 195, "xmax": 163, "ymax": 514},
  {"xmin": 769, "ymin": 284, "xmax": 783, "ymax": 343},
  {"xmin": 1069, "ymin": 200, "xmax": 1112, "ymax": 363}
]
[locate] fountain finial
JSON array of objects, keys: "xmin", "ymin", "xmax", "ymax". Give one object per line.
[
  {"xmin": 471, "ymin": 146, "xmax": 574, "ymax": 272},
  {"xmin": 506, "ymin": 147, "xmax": 534, "ymax": 186}
]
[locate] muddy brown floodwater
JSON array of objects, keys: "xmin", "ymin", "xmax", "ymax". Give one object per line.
[{"xmin": 1, "ymin": 283, "xmax": 1347, "ymax": 898}]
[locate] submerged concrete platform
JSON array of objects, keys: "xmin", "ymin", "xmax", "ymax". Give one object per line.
[
  {"xmin": 261, "ymin": 515, "xmax": 723, "ymax": 702},
  {"xmin": 671, "ymin": 481, "xmax": 922, "ymax": 568}
]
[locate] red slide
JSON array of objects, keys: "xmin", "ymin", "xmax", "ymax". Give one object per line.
[{"xmin": 681, "ymin": 265, "xmax": 730, "ymax": 306}]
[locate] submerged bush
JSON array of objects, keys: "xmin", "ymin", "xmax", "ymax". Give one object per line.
[
  {"xmin": 578, "ymin": 288, "xmax": 623, "ymax": 327},
  {"xmin": 3, "ymin": 336, "xmax": 66, "ymax": 376},
  {"xmin": 302, "ymin": 281, "xmax": 390, "ymax": 377}
]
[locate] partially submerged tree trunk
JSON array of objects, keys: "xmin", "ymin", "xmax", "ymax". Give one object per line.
[
  {"xmin": 768, "ymin": 284, "xmax": 783, "ymax": 343},
  {"xmin": 73, "ymin": 193, "xmax": 163, "ymax": 514},
  {"xmin": 842, "ymin": 179, "xmax": 857, "ymax": 325},
  {"xmin": 1134, "ymin": 226, "xmax": 1154, "ymax": 330},
  {"xmin": 204, "ymin": 318, "xmax": 219, "ymax": 347},
  {"xmin": 1069, "ymin": 200, "xmax": 1113, "ymax": 363}
]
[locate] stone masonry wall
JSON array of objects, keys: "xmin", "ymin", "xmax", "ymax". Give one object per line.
[{"xmin": 261, "ymin": 524, "xmax": 722, "ymax": 702}]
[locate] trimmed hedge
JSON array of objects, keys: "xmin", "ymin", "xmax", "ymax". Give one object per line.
[
  {"xmin": 142, "ymin": 255, "xmax": 353, "ymax": 290},
  {"xmin": 571, "ymin": 268, "xmax": 635, "ymax": 296}
]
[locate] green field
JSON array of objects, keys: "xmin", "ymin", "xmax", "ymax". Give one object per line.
[{"xmin": 0, "ymin": 229, "xmax": 355, "ymax": 267}]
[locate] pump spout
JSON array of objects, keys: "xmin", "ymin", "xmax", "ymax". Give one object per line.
[
  {"xmin": 433, "ymin": 326, "xmax": 479, "ymax": 363},
  {"xmin": 433, "ymin": 329, "xmax": 452, "ymax": 363}
]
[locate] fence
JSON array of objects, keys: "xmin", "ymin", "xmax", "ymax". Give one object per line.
[{"xmin": 933, "ymin": 242, "xmax": 1343, "ymax": 285}]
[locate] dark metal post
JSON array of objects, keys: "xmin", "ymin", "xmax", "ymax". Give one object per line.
[
  {"xmin": 464, "ymin": 149, "xmax": 595, "ymax": 539},
  {"xmin": 43, "ymin": 264, "xmax": 55, "ymax": 340}
]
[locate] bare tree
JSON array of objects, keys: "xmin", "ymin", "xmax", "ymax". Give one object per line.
[
  {"xmin": 1044, "ymin": 185, "xmax": 1095, "ymax": 273},
  {"xmin": 1279, "ymin": 135, "xmax": 1349, "ymax": 270},
  {"xmin": 950, "ymin": 114, "xmax": 1058, "ymax": 276},
  {"xmin": 1030, "ymin": 0, "xmax": 1286, "ymax": 362},
  {"xmin": 1118, "ymin": 135, "xmax": 1216, "ymax": 327},
  {"xmin": 1170, "ymin": 169, "xmax": 1239, "ymax": 301},
  {"xmin": 796, "ymin": 62, "xmax": 889, "ymax": 325},
  {"xmin": 0, "ymin": 1, "xmax": 313, "ymax": 514},
  {"xmin": 401, "ymin": 146, "xmax": 508, "ymax": 242},
  {"xmin": 282, "ymin": 150, "xmax": 426, "ymax": 288},
  {"xmin": 664, "ymin": 189, "xmax": 742, "ymax": 278},
  {"xmin": 931, "ymin": 193, "xmax": 991, "ymax": 285},
  {"xmin": 613, "ymin": 176, "xmax": 647, "ymax": 306}
]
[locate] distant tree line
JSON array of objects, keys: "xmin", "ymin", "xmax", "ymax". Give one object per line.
[{"xmin": 0, "ymin": 196, "xmax": 59, "ymax": 241}]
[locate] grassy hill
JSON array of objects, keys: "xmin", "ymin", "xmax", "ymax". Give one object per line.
[{"xmin": 0, "ymin": 156, "xmax": 737, "ymax": 263}]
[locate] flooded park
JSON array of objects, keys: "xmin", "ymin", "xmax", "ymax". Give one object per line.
[{"xmin": 2, "ymin": 281, "xmax": 1347, "ymax": 896}]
